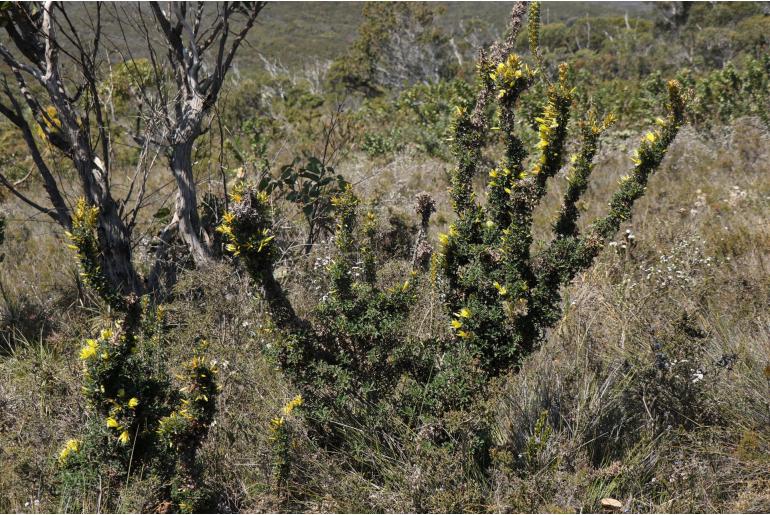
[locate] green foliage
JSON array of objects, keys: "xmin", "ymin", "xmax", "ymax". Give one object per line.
[
  {"xmin": 60, "ymin": 202, "xmax": 219, "ymax": 512},
  {"xmin": 360, "ymin": 128, "xmax": 403, "ymax": 158},
  {"xmin": 351, "ymin": 70, "xmax": 476, "ymax": 161},
  {"xmin": 220, "ymin": 183, "xmax": 422, "ymax": 433},
  {"xmin": 524, "ymin": 410, "xmax": 553, "ymax": 471},
  {"xmin": 329, "ymin": 2, "xmax": 456, "ymax": 96},
  {"xmin": 157, "ymin": 343, "xmax": 219, "ymax": 513},
  {"xmin": 269, "ymin": 394, "xmax": 303, "ymax": 495},
  {"xmin": 684, "ymin": 55, "xmax": 770, "ymax": 129},
  {"xmin": 66, "ymin": 200, "xmax": 127, "ymax": 313},
  {"xmin": 268, "ymin": 156, "xmax": 348, "ymax": 251},
  {"xmin": 104, "ymin": 59, "xmax": 157, "ymax": 110},
  {"xmin": 392, "ymin": 79, "xmax": 476, "ymax": 157}
]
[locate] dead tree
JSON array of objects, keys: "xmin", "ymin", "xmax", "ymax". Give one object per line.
[
  {"xmin": 0, "ymin": 2, "xmax": 142, "ymax": 295},
  {"xmin": 109, "ymin": 2, "xmax": 265, "ymax": 272},
  {"xmin": 0, "ymin": 2, "xmax": 265, "ymax": 299}
]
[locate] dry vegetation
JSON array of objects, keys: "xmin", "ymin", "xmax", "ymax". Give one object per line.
[
  {"xmin": 2, "ymin": 118, "xmax": 768, "ymax": 513},
  {"xmin": 1, "ymin": 1, "xmax": 769, "ymax": 513}
]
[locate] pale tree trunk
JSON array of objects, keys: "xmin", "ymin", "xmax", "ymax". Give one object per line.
[
  {"xmin": 169, "ymin": 137, "xmax": 211, "ymax": 264},
  {"xmin": 147, "ymin": 114, "xmax": 211, "ymax": 293}
]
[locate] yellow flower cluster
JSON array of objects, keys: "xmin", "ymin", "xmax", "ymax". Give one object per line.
[
  {"xmin": 73, "ymin": 198, "xmax": 99, "ymax": 231},
  {"xmin": 438, "ymin": 224, "xmax": 459, "ymax": 248},
  {"xmin": 489, "ymin": 166, "xmax": 529, "ymax": 194},
  {"xmin": 35, "ymin": 105, "xmax": 62, "ymax": 142},
  {"xmin": 490, "ymin": 54, "xmax": 535, "ymax": 99},
  {"xmin": 282, "ymin": 394, "xmax": 303, "ymax": 416},
  {"xmin": 532, "ymin": 102, "xmax": 561, "ymax": 175},
  {"xmin": 105, "ymin": 416, "xmax": 131, "ymax": 445},
  {"xmin": 79, "ymin": 325, "xmax": 117, "ymax": 362},
  {"xmin": 631, "ymin": 128, "xmax": 662, "ymax": 166},
  {"xmin": 451, "ymin": 307, "xmax": 473, "ymax": 339},
  {"xmin": 79, "ymin": 339, "xmax": 99, "ymax": 360},
  {"xmin": 217, "ymin": 189, "xmax": 274, "ymax": 257},
  {"xmin": 102, "ymin": 390, "xmax": 140, "ymax": 445},
  {"xmin": 65, "ymin": 199, "xmax": 100, "ymax": 252},
  {"xmin": 270, "ymin": 394, "xmax": 304, "ymax": 436},
  {"xmin": 58, "ymin": 438, "xmax": 80, "ymax": 464}
]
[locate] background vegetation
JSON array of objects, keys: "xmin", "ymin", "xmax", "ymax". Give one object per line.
[{"xmin": 1, "ymin": 1, "xmax": 769, "ymax": 513}]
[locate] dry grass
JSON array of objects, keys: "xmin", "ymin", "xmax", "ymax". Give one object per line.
[{"xmin": 1, "ymin": 118, "xmax": 769, "ymax": 513}]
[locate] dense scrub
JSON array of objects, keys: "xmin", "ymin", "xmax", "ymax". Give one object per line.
[{"xmin": 1, "ymin": 1, "xmax": 769, "ymax": 513}]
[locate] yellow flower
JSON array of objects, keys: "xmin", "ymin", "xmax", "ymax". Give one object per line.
[
  {"xmin": 282, "ymin": 394, "xmax": 304, "ymax": 416},
  {"xmin": 100, "ymin": 328, "xmax": 113, "ymax": 340},
  {"xmin": 79, "ymin": 339, "xmax": 99, "ymax": 360},
  {"xmin": 456, "ymin": 307, "xmax": 472, "ymax": 319},
  {"xmin": 58, "ymin": 438, "xmax": 80, "ymax": 464},
  {"xmin": 457, "ymin": 330, "xmax": 472, "ymax": 339},
  {"xmin": 118, "ymin": 430, "xmax": 130, "ymax": 445},
  {"xmin": 450, "ymin": 319, "xmax": 463, "ymax": 330},
  {"xmin": 127, "ymin": 397, "xmax": 139, "ymax": 409},
  {"xmin": 106, "ymin": 417, "xmax": 120, "ymax": 429},
  {"xmin": 493, "ymin": 281, "xmax": 508, "ymax": 296},
  {"xmin": 645, "ymin": 131, "xmax": 658, "ymax": 143}
]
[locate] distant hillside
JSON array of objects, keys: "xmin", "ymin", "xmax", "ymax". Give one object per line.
[{"xmin": 243, "ymin": 1, "xmax": 652, "ymax": 70}]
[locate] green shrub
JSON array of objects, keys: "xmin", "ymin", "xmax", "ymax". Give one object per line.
[
  {"xmin": 220, "ymin": 2, "xmax": 686, "ymax": 472},
  {"xmin": 58, "ymin": 200, "xmax": 219, "ymax": 512},
  {"xmin": 270, "ymin": 156, "xmax": 349, "ymax": 251},
  {"xmin": 686, "ymin": 55, "xmax": 770, "ymax": 129}
]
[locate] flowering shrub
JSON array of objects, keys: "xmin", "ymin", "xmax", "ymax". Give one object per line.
[
  {"xmin": 270, "ymin": 394, "xmax": 303, "ymax": 493},
  {"xmin": 157, "ymin": 345, "xmax": 219, "ymax": 513},
  {"xmin": 60, "ymin": 199, "xmax": 219, "ymax": 512},
  {"xmin": 219, "ymin": 0, "xmax": 686, "ymax": 477}
]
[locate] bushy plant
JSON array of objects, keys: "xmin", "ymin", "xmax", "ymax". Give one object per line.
[
  {"xmin": 219, "ymin": 0, "xmax": 685, "ymax": 478},
  {"xmin": 685, "ymin": 55, "xmax": 770, "ymax": 129},
  {"xmin": 356, "ymin": 79, "xmax": 476, "ymax": 159},
  {"xmin": 329, "ymin": 2, "xmax": 457, "ymax": 96},
  {"xmin": 270, "ymin": 157, "xmax": 349, "ymax": 252},
  {"xmin": 58, "ymin": 200, "xmax": 219, "ymax": 512}
]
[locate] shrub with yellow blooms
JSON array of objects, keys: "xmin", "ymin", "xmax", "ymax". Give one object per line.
[
  {"xmin": 60, "ymin": 215, "xmax": 221, "ymax": 512},
  {"xmin": 219, "ymin": 0, "xmax": 686, "ymax": 480}
]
